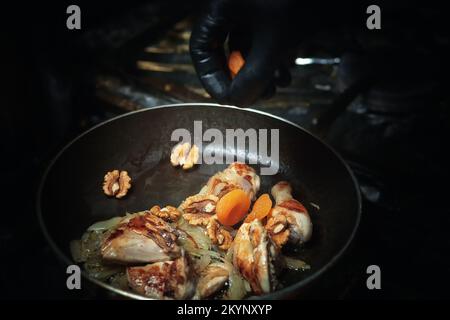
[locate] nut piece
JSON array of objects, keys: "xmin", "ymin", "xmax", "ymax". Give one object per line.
[
  {"xmin": 183, "ymin": 213, "xmax": 213, "ymax": 226},
  {"xmin": 183, "ymin": 213, "xmax": 212, "ymax": 227},
  {"xmin": 103, "ymin": 170, "xmax": 131, "ymax": 199},
  {"xmin": 273, "ymin": 223, "xmax": 285, "ymax": 234},
  {"xmin": 183, "ymin": 144, "xmax": 199, "ymax": 169},
  {"xmin": 170, "ymin": 142, "xmax": 191, "ymax": 167},
  {"xmin": 180, "ymin": 194, "xmax": 219, "ymax": 226},
  {"xmin": 150, "ymin": 205, "xmax": 181, "ymax": 222},
  {"xmin": 265, "ymin": 214, "xmax": 289, "ymax": 247},
  {"xmin": 207, "ymin": 217, "xmax": 233, "ymax": 250},
  {"xmin": 170, "ymin": 143, "xmax": 199, "ymax": 170},
  {"xmin": 179, "ymin": 194, "xmax": 219, "ymax": 214}
]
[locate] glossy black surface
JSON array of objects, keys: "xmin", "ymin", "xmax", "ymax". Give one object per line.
[{"xmin": 38, "ymin": 104, "xmax": 360, "ymax": 299}]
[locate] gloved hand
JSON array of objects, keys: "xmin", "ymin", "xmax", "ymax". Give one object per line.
[{"xmin": 190, "ymin": 0, "xmax": 299, "ymax": 107}]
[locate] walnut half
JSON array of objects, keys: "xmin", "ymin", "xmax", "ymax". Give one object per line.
[
  {"xmin": 170, "ymin": 143, "xmax": 199, "ymax": 170},
  {"xmin": 102, "ymin": 170, "xmax": 131, "ymax": 199},
  {"xmin": 179, "ymin": 194, "xmax": 218, "ymax": 215},
  {"xmin": 207, "ymin": 217, "xmax": 233, "ymax": 251},
  {"xmin": 180, "ymin": 194, "xmax": 218, "ymax": 226},
  {"xmin": 265, "ymin": 214, "xmax": 289, "ymax": 247}
]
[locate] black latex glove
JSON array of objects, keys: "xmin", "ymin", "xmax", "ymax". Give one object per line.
[{"xmin": 190, "ymin": 0, "xmax": 299, "ymax": 107}]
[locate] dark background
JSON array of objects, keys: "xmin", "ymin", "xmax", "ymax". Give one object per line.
[{"xmin": 1, "ymin": 0, "xmax": 450, "ymax": 299}]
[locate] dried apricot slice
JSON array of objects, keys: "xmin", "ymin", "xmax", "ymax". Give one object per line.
[
  {"xmin": 244, "ymin": 193, "xmax": 272, "ymax": 223},
  {"xmin": 216, "ymin": 189, "xmax": 251, "ymax": 226}
]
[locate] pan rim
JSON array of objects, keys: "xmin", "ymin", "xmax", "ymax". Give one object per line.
[{"xmin": 36, "ymin": 102, "xmax": 362, "ymax": 300}]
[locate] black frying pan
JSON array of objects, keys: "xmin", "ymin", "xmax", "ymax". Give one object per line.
[{"xmin": 37, "ymin": 103, "xmax": 361, "ymax": 299}]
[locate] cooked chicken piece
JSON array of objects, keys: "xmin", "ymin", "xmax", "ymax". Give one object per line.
[
  {"xmin": 149, "ymin": 205, "xmax": 181, "ymax": 222},
  {"xmin": 101, "ymin": 212, "xmax": 180, "ymax": 264},
  {"xmin": 200, "ymin": 178, "xmax": 239, "ymax": 199},
  {"xmin": 206, "ymin": 217, "xmax": 233, "ymax": 250},
  {"xmin": 232, "ymin": 220, "xmax": 278, "ymax": 295},
  {"xmin": 195, "ymin": 262, "xmax": 230, "ymax": 299},
  {"xmin": 266, "ymin": 182, "xmax": 312, "ymax": 247},
  {"xmin": 226, "ymin": 162, "xmax": 260, "ymax": 199},
  {"xmin": 201, "ymin": 162, "xmax": 260, "ymax": 200},
  {"xmin": 127, "ymin": 253, "xmax": 194, "ymax": 299}
]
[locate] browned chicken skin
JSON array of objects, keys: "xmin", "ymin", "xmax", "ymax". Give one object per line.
[
  {"xmin": 200, "ymin": 162, "xmax": 261, "ymax": 200},
  {"xmin": 101, "ymin": 212, "xmax": 180, "ymax": 264},
  {"xmin": 195, "ymin": 262, "xmax": 230, "ymax": 299},
  {"xmin": 266, "ymin": 181, "xmax": 312, "ymax": 247},
  {"xmin": 127, "ymin": 253, "xmax": 194, "ymax": 299},
  {"xmin": 232, "ymin": 219, "xmax": 278, "ymax": 295}
]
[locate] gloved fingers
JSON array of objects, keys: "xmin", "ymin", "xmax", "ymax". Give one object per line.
[
  {"xmin": 189, "ymin": 0, "xmax": 233, "ymax": 103},
  {"xmin": 228, "ymin": 30, "xmax": 290, "ymax": 103},
  {"xmin": 227, "ymin": 55, "xmax": 275, "ymax": 106},
  {"xmin": 228, "ymin": 31, "xmax": 281, "ymax": 107},
  {"xmin": 229, "ymin": 27, "xmax": 251, "ymax": 56}
]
